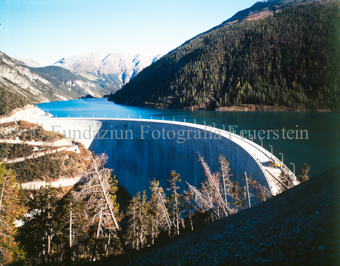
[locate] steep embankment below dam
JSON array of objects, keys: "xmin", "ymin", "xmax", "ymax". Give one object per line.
[{"xmin": 94, "ymin": 165, "xmax": 340, "ymax": 266}]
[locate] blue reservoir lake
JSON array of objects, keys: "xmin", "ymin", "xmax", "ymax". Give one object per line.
[{"xmin": 38, "ymin": 98, "xmax": 340, "ymax": 177}]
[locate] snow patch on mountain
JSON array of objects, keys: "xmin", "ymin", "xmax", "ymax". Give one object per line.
[
  {"xmin": 13, "ymin": 57, "xmax": 42, "ymax": 68},
  {"xmin": 54, "ymin": 52, "xmax": 162, "ymax": 87}
]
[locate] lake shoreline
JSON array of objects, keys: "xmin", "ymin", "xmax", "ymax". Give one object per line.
[
  {"xmin": 182, "ymin": 104, "xmax": 333, "ymax": 113},
  {"xmin": 45, "ymin": 98, "xmax": 335, "ymax": 113},
  {"xmin": 215, "ymin": 105, "xmax": 332, "ymax": 113}
]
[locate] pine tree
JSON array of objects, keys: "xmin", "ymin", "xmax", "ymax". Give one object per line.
[
  {"xmin": 279, "ymin": 170, "xmax": 294, "ymax": 189},
  {"xmin": 125, "ymin": 191, "xmax": 149, "ymax": 250},
  {"xmin": 111, "ymin": 4, "xmax": 340, "ymax": 111},
  {"xmin": 167, "ymin": 170, "xmax": 183, "ymax": 236},
  {"xmin": 230, "ymin": 181, "xmax": 244, "ymax": 211},
  {"xmin": 0, "ymin": 164, "xmax": 24, "ymax": 265},
  {"xmin": 297, "ymin": 163, "xmax": 310, "ymax": 183},
  {"xmin": 125, "ymin": 196, "xmax": 138, "ymax": 250},
  {"xmin": 19, "ymin": 185, "xmax": 60, "ymax": 265},
  {"xmin": 182, "ymin": 190, "xmax": 196, "ymax": 231},
  {"xmin": 219, "ymin": 155, "xmax": 233, "ymax": 213},
  {"xmin": 55, "ymin": 193, "xmax": 86, "ymax": 263},
  {"xmin": 76, "ymin": 153, "xmax": 127, "ymax": 261},
  {"xmin": 148, "ymin": 180, "xmax": 169, "ymax": 244}
]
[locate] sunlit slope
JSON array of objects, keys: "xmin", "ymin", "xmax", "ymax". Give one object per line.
[{"xmin": 110, "ymin": 1, "xmax": 340, "ymax": 111}]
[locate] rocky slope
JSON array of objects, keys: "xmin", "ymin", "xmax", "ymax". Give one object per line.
[
  {"xmin": 0, "ymin": 115, "xmax": 92, "ymax": 187},
  {"xmin": 222, "ymin": 0, "xmax": 317, "ymax": 25},
  {"xmin": 95, "ymin": 165, "xmax": 340, "ymax": 266},
  {"xmin": 0, "ymin": 52, "xmax": 111, "ymax": 105},
  {"xmin": 0, "ymin": 51, "xmax": 61, "ymax": 103},
  {"xmin": 27, "ymin": 66, "xmax": 111, "ymax": 98}
]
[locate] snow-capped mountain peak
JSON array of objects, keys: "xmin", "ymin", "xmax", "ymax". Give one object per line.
[
  {"xmin": 53, "ymin": 52, "xmax": 162, "ymax": 88},
  {"xmin": 13, "ymin": 57, "xmax": 42, "ymax": 68}
]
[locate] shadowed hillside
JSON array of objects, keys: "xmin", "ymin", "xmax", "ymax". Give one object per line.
[{"xmin": 110, "ymin": 1, "xmax": 340, "ymax": 111}]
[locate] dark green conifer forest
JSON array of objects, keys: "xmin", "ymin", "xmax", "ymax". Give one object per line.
[
  {"xmin": 111, "ymin": 3, "xmax": 340, "ymax": 110},
  {"xmin": 0, "ymin": 86, "xmax": 30, "ymax": 116}
]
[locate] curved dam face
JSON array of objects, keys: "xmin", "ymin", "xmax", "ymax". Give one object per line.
[{"xmin": 32, "ymin": 118, "xmax": 285, "ymax": 203}]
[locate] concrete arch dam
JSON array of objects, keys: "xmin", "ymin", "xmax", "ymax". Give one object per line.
[{"xmin": 32, "ymin": 118, "xmax": 294, "ymax": 203}]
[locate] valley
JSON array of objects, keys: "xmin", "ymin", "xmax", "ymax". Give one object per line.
[
  {"xmin": 0, "ymin": 51, "xmax": 159, "ymax": 110},
  {"xmin": 0, "ymin": 0, "xmax": 339, "ymax": 265}
]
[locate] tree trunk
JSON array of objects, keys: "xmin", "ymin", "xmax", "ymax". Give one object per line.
[
  {"xmin": 105, "ymin": 233, "xmax": 111, "ymax": 256},
  {"xmin": 69, "ymin": 203, "xmax": 73, "ymax": 249},
  {"xmin": 94, "ymin": 165, "xmax": 132, "ymax": 263},
  {"xmin": 69, "ymin": 202, "xmax": 73, "ymax": 262},
  {"xmin": 176, "ymin": 195, "xmax": 180, "ymax": 235},
  {"xmin": 151, "ymin": 222, "xmax": 154, "ymax": 245},
  {"xmin": 0, "ymin": 176, "xmax": 8, "ymax": 217},
  {"xmin": 47, "ymin": 190, "xmax": 52, "ymax": 264},
  {"xmin": 158, "ymin": 191, "xmax": 171, "ymax": 233},
  {"xmin": 92, "ymin": 209, "xmax": 102, "ymax": 261},
  {"xmin": 245, "ymin": 172, "xmax": 251, "ymax": 208}
]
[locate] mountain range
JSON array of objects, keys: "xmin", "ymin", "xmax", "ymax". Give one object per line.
[
  {"xmin": 2, "ymin": 0, "xmax": 339, "ymax": 114},
  {"xmin": 53, "ymin": 52, "xmax": 161, "ymax": 91},
  {"xmin": 0, "ymin": 51, "xmax": 160, "ymax": 115},
  {"xmin": 13, "ymin": 57, "xmax": 42, "ymax": 68},
  {"xmin": 110, "ymin": 0, "xmax": 340, "ymax": 111},
  {"xmin": 0, "ymin": 52, "xmax": 110, "ymax": 104}
]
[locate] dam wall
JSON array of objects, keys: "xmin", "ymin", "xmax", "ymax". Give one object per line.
[{"xmin": 30, "ymin": 118, "xmax": 285, "ymax": 202}]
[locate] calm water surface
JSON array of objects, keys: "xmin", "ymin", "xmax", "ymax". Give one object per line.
[{"xmin": 38, "ymin": 98, "xmax": 340, "ymax": 177}]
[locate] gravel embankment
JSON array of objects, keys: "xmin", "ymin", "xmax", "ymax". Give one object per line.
[{"xmin": 90, "ymin": 165, "xmax": 340, "ymax": 266}]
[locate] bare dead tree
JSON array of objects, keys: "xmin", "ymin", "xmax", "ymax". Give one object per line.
[
  {"xmin": 76, "ymin": 153, "xmax": 131, "ymax": 263},
  {"xmin": 247, "ymin": 176, "xmax": 273, "ymax": 202},
  {"xmin": 219, "ymin": 155, "xmax": 233, "ymax": 206},
  {"xmin": 149, "ymin": 180, "xmax": 171, "ymax": 239},
  {"xmin": 186, "ymin": 153, "xmax": 254, "ymax": 221},
  {"xmin": 198, "ymin": 154, "xmax": 229, "ymax": 217},
  {"xmin": 186, "ymin": 182, "xmax": 221, "ymax": 219},
  {"xmin": 157, "ymin": 190, "xmax": 171, "ymax": 234}
]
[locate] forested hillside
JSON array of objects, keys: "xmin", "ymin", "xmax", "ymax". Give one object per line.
[
  {"xmin": 110, "ymin": 2, "xmax": 340, "ymax": 111},
  {"xmin": 0, "ymin": 86, "xmax": 31, "ymax": 116}
]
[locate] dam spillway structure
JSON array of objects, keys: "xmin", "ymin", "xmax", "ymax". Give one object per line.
[{"xmin": 30, "ymin": 117, "xmax": 297, "ymax": 204}]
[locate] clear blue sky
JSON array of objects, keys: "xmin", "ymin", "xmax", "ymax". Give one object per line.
[{"xmin": 0, "ymin": 0, "xmax": 258, "ymax": 66}]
